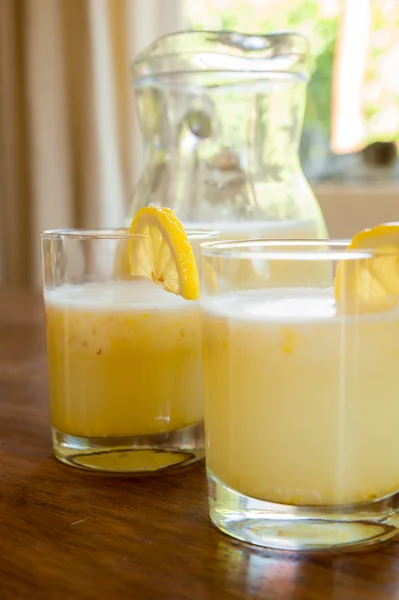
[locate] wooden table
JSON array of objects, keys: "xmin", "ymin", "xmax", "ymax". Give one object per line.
[{"xmin": 1, "ymin": 288, "xmax": 399, "ymax": 600}]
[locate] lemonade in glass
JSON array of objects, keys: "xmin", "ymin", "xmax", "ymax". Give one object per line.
[
  {"xmin": 42, "ymin": 208, "xmax": 216, "ymax": 472},
  {"xmin": 201, "ymin": 227, "xmax": 399, "ymax": 550}
]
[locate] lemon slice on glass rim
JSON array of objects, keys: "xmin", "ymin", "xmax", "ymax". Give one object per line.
[
  {"xmin": 128, "ymin": 206, "xmax": 200, "ymax": 300},
  {"xmin": 334, "ymin": 223, "xmax": 399, "ymax": 314}
]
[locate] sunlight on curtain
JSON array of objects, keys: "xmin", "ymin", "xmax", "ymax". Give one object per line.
[
  {"xmin": 331, "ymin": 0, "xmax": 371, "ymax": 153},
  {"xmin": 332, "ymin": 0, "xmax": 399, "ymax": 154}
]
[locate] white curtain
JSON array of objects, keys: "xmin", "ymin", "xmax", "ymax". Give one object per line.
[
  {"xmin": 0, "ymin": 0, "xmax": 184, "ymax": 287},
  {"xmin": 332, "ymin": 0, "xmax": 399, "ymax": 154}
]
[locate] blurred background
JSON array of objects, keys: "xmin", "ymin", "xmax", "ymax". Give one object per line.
[{"xmin": 1, "ymin": 0, "xmax": 399, "ymax": 287}]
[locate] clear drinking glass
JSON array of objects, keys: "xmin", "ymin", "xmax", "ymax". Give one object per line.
[
  {"xmin": 41, "ymin": 228, "xmax": 217, "ymax": 473},
  {"xmin": 200, "ymin": 239, "xmax": 399, "ymax": 550}
]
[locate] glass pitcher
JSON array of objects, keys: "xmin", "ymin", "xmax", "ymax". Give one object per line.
[{"xmin": 128, "ymin": 30, "xmax": 328, "ymax": 241}]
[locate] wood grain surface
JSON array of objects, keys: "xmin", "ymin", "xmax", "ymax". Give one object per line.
[{"xmin": 1, "ymin": 288, "xmax": 399, "ymax": 600}]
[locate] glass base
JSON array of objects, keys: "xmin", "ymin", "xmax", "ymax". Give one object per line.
[
  {"xmin": 208, "ymin": 470, "xmax": 399, "ymax": 551},
  {"xmin": 52, "ymin": 423, "xmax": 204, "ymax": 473}
]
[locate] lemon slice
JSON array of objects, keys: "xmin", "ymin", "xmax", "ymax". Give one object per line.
[
  {"xmin": 335, "ymin": 223, "xmax": 399, "ymax": 314},
  {"xmin": 129, "ymin": 206, "xmax": 199, "ymax": 300}
]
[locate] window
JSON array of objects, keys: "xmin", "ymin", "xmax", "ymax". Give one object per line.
[{"xmin": 186, "ymin": 0, "xmax": 399, "ymax": 184}]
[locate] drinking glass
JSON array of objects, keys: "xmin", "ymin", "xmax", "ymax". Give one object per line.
[
  {"xmin": 41, "ymin": 228, "xmax": 217, "ymax": 473},
  {"xmin": 200, "ymin": 239, "xmax": 399, "ymax": 550}
]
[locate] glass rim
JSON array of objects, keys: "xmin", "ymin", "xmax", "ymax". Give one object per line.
[
  {"xmin": 200, "ymin": 238, "xmax": 399, "ymax": 260},
  {"xmin": 40, "ymin": 228, "xmax": 219, "ymax": 241}
]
